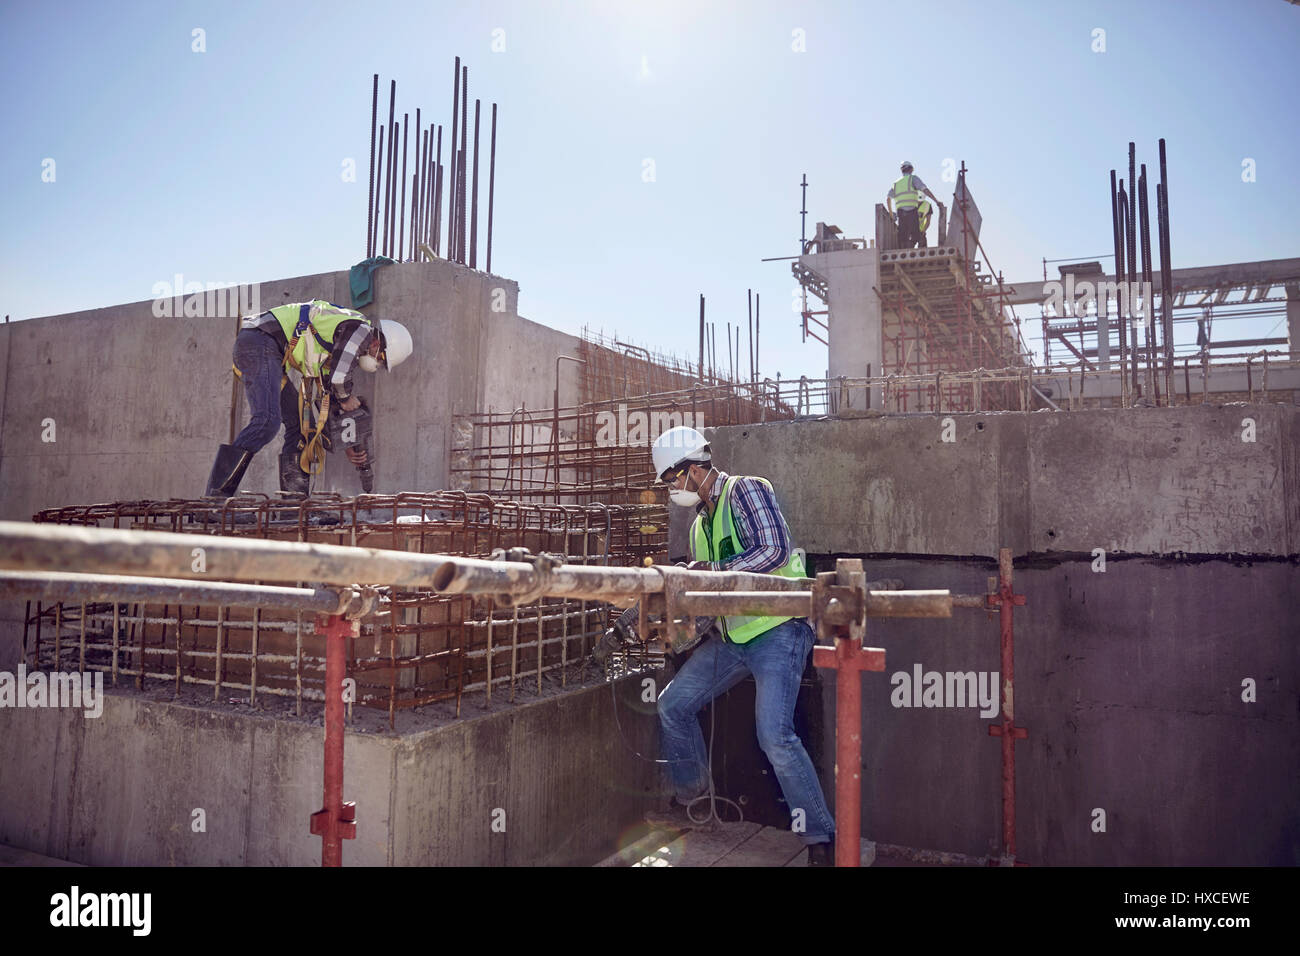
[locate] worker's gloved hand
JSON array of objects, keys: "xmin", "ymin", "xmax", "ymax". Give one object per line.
[
  {"xmin": 694, "ymin": 617, "xmax": 719, "ymax": 642},
  {"xmin": 686, "ymin": 560, "xmax": 711, "ymax": 572}
]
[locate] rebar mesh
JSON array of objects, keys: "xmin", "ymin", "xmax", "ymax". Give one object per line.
[{"xmin": 27, "ymin": 493, "xmax": 662, "ymax": 724}]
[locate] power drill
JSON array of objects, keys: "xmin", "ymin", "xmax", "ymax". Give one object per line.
[
  {"xmin": 593, "ymin": 605, "xmax": 640, "ymax": 663},
  {"xmin": 335, "ymin": 397, "xmax": 376, "ymax": 492}
]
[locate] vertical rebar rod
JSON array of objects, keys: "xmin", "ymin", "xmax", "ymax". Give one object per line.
[
  {"xmin": 413, "ymin": 109, "xmax": 423, "ymax": 254},
  {"xmin": 398, "ymin": 116, "xmax": 408, "ymax": 261},
  {"xmin": 388, "ymin": 118, "xmax": 399, "ymax": 259},
  {"xmin": 133, "ymin": 603, "xmax": 143, "ymax": 688},
  {"xmin": 383, "ymin": 80, "xmax": 396, "ymax": 258},
  {"xmin": 748, "ymin": 289, "xmax": 754, "ymax": 383},
  {"xmin": 295, "ymin": 611, "xmax": 303, "ymax": 717},
  {"xmin": 486, "ymin": 103, "xmax": 497, "ymax": 274},
  {"xmin": 1127, "ymin": 143, "xmax": 1139, "ymax": 397},
  {"xmin": 459, "ymin": 65, "xmax": 468, "ymax": 264},
  {"xmin": 434, "ymin": 126, "xmax": 443, "ymax": 255},
  {"xmin": 1118, "ymin": 185, "xmax": 1130, "ymax": 405},
  {"xmin": 366, "ymin": 74, "xmax": 378, "ymax": 259},
  {"xmin": 509, "ymin": 606, "xmax": 519, "ymax": 703},
  {"xmin": 698, "ymin": 294, "xmax": 705, "ymax": 381},
  {"xmin": 470, "ymin": 99, "xmax": 481, "ymax": 269},
  {"xmin": 111, "ymin": 602, "xmax": 119, "ymax": 685},
  {"xmin": 1109, "ymin": 169, "xmax": 1124, "ymax": 395},
  {"xmin": 1138, "ymin": 165, "xmax": 1156, "ymax": 401},
  {"xmin": 409, "ymin": 173, "xmax": 418, "ymax": 260},
  {"xmin": 486, "ymin": 606, "xmax": 494, "ymax": 703},
  {"xmin": 250, "ymin": 602, "xmax": 261, "ymax": 705},
  {"xmin": 449, "ymin": 58, "xmax": 461, "ymax": 261},
  {"xmin": 213, "ymin": 604, "xmax": 223, "ymax": 700},
  {"xmin": 755, "ymin": 293, "xmax": 760, "ymax": 383},
  {"xmin": 1159, "ymin": 137, "xmax": 1174, "ymax": 388},
  {"xmin": 800, "ymin": 173, "xmax": 808, "ymax": 252},
  {"xmin": 420, "ymin": 125, "xmax": 431, "ymax": 253},
  {"xmin": 372, "ymin": 124, "xmax": 385, "ymax": 257}
]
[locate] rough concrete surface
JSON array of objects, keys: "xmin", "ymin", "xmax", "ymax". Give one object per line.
[{"xmin": 0, "ymin": 673, "xmax": 661, "ymax": 867}]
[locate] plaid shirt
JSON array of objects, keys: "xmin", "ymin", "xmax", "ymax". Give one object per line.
[
  {"xmin": 241, "ymin": 302, "xmax": 375, "ymax": 399},
  {"xmin": 695, "ymin": 470, "xmax": 792, "ymax": 574}
]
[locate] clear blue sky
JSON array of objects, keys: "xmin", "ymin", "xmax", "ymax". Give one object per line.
[{"xmin": 2, "ymin": 0, "xmax": 1297, "ymax": 379}]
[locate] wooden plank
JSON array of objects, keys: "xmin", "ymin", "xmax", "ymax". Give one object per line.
[
  {"xmin": 713, "ymin": 825, "xmax": 805, "ymax": 867},
  {"xmin": 596, "ymin": 821, "xmax": 761, "ymax": 868},
  {"xmin": 632, "ymin": 822, "xmax": 762, "ymax": 868},
  {"xmin": 595, "ymin": 826, "xmax": 681, "ymax": 868}
]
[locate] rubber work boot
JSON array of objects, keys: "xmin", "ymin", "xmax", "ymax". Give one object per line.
[
  {"xmin": 204, "ymin": 444, "xmax": 253, "ymax": 498},
  {"xmin": 807, "ymin": 838, "xmax": 835, "ymax": 867},
  {"xmin": 279, "ymin": 441, "xmax": 311, "ymax": 498}
]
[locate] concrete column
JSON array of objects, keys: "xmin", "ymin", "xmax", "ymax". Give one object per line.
[{"xmin": 799, "ymin": 247, "xmax": 882, "ymax": 411}]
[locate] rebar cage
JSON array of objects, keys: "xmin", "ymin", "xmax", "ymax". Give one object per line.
[{"xmin": 26, "ymin": 493, "xmax": 665, "ymax": 725}]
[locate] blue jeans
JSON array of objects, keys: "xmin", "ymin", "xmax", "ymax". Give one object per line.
[
  {"xmin": 657, "ymin": 617, "xmax": 835, "ymax": 845},
  {"xmin": 231, "ymin": 328, "xmax": 302, "ymax": 454}
]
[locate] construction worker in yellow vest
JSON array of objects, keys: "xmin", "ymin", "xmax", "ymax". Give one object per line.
[
  {"xmin": 204, "ymin": 301, "xmax": 412, "ymax": 499},
  {"xmin": 644, "ymin": 425, "xmax": 837, "ymax": 866},
  {"xmin": 886, "ymin": 161, "xmax": 942, "ymax": 249}
]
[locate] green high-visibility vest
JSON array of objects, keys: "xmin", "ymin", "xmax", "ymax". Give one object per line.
[
  {"xmin": 892, "ymin": 174, "xmax": 920, "ymax": 211},
  {"xmin": 689, "ymin": 476, "xmax": 807, "ymax": 644},
  {"xmin": 269, "ymin": 300, "xmax": 373, "ymax": 379}
]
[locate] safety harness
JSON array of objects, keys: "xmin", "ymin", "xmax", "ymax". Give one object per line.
[{"xmin": 231, "ymin": 304, "xmax": 335, "ymax": 477}]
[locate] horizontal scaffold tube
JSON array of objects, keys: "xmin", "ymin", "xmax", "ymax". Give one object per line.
[
  {"xmin": 0, "ymin": 521, "xmax": 809, "ymax": 603},
  {"xmin": 429, "ymin": 555, "xmax": 812, "ymax": 602},
  {"xmin": 678, "ymin": 588, "xmax": 953, "ymax": 619},
  {"xmin": 0, "ymin": 521, "xmax": 450, "ymax": 588},
  {"xmin": 0, "ymin": 570, "xmax": 368, "ymax": 617}
]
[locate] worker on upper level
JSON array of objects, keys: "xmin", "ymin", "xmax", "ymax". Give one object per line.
[{"xmin": 886, "ymin": 161, "xmax": 942, "ymax": 249}]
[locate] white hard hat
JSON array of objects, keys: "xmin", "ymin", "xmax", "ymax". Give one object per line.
[
  {"xmin": 901, "ymin": 160, "xmax": 914, "ymax": 171},
  {"xmin": 652, "ymin": 426, "xmax": 709, "ymax": 482},
  {"xmin": 359, "ymin": 319, "xmax": 413, "ymax": 372}
]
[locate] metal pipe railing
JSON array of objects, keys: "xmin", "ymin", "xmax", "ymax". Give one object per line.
[
  {"xmin": 430, "ymin": 554, "xmax": 813, "ymax": 603},
  {"xmin": 0, "ymin": 520, "xmax": 449, "ymax": 588},
  {"xmin": 0, "ymin": 570, "xmax": 366, "ymax": 618}
]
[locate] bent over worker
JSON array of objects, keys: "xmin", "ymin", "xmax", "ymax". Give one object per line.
[
  {"xmin": 645, "ymin": 426, "xmax": 837, "ymax": 866},
  {"xmin": 204, "ymin": 300, "xmax": 412, "ymax": 498},
  {"xmin": 886, "ymin": 160, "xmax": 942, "ymax": 249}
]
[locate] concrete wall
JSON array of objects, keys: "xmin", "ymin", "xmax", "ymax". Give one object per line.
[
  {"xmin": 707, "ymin": 404, "xmax": 1300, "ymax": 558},
  {"xmin": 709, "ymin": 404, "xmax": 1300, "ymax": 864},
  {"xmin": 0, "ymin": 678, "xmax": 661, "ymax": 866},
  {"xmin": 0, "ymin": 259, "xmax": 583, "ymax": 520}
]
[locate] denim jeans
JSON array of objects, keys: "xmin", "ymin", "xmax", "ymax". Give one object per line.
[
  {"xmin": 231, "ymin": 328, "xmax": 302, "ymax": 454},
  {"xmin": 656, "ymin": 617, "xmax": 835, "ymax": 844}
]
